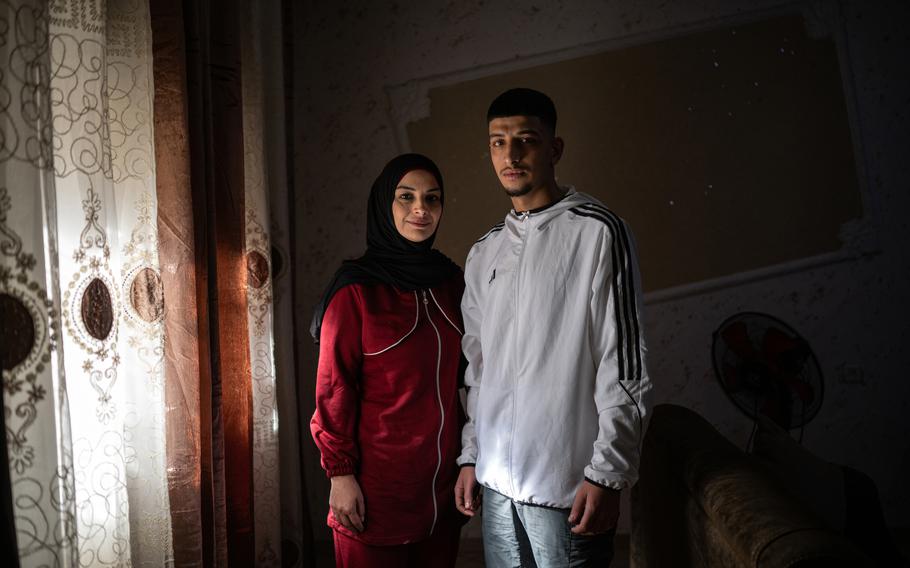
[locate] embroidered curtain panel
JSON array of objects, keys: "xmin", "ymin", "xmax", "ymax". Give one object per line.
[
  {"xmin": 1, "ymin": 2, "xmax": 77, "ymax": 565},
  {"xmin": 1, "ymin": 0, "xmax": 307, "ymax": 565}
]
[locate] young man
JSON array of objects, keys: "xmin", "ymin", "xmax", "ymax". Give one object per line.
[{"xmin": 454, "ymin": 88, "xmax": 652, "ymax": 567}]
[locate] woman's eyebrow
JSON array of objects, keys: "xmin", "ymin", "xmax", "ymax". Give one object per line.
[{"xmin": 395, "ymin": 185, "xmax": 441, "ymax": 192}]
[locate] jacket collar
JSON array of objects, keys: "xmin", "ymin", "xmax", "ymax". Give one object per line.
[{"xmin": 507, "ymin": 186, "xmax": 595, "ymax": 229}]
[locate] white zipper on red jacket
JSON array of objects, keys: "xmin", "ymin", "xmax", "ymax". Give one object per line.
[{"xmin": 422, "ymin": 289, "xmax": 444, "ymax": 536}]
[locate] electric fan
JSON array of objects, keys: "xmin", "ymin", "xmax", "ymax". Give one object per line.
[{"xmin": 712, "ymin": 312, "xmax": 823, "ymax": 433}]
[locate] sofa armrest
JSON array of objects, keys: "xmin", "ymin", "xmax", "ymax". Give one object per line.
[{"xmin": 635, "ymin": 405, "xmax": 871, "ymax": 567}]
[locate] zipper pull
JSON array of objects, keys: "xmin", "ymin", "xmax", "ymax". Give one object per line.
[{"xmin": 421, "ymin": 290, "xmax": 429, "ymax": 305}]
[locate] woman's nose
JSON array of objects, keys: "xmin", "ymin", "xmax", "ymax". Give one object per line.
[{"xmin": 411, "ymin": 200, "xmax": 428, "ymax": 215}]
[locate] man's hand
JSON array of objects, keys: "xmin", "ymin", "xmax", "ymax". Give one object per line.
[
  {"xmin": 455, "ymin": 466, "xmax": 482, "ymax": 516},
  {"xmin": 329, "ymin": 475, "xmax": 365, "ymax": 532},
  {"xmin": 568, "ymin": 481, "xmax": 620, "ymax": 535}
]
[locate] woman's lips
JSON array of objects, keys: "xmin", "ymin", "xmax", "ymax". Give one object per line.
[{"xmin": 407, "ymin": 220, "xmax": 432, "ymax": 229}]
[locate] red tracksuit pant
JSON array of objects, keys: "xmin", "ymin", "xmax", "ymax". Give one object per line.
[{"xmin": 332, "ymin": 526, "xmax": 461, "ymax": 568}]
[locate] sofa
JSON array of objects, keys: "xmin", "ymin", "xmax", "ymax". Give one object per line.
[{"xmin": 630, "ymin": 404, "xmax": 905, "ymax": 567}]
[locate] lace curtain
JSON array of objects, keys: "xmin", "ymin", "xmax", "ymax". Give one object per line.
[
  {"xmin": 242, "ymin": 0, "xmax": 283, "ymax": 563},
  {"xmin": 2, "ymin": 0, "xmax": 172, "ymax": 565},
  {"xmin": 2, "ymin": 0, "xmax": 299, "ymax": 565},
  {"xmin": 1, "ymin": 1, "xmax": 77, "ymax": 564}
]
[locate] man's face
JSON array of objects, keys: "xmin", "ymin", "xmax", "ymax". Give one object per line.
[{"xmin": 488, "ymin": 115, "xmax": 562, "ymax": 197}]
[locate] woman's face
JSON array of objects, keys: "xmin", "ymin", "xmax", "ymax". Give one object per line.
[{"xmin": 392, "ymin": 169, "xmax": 442, "ymax": 243}]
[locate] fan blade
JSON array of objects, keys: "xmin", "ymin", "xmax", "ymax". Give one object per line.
[
  {"xmin": 784, "ymin": 375, "xmax": 815, "ymax": 403},
  {"xmin": 762, "ymin": 326, "xmax": 801, "ymax": 356},
  {"xmin": 722, "ymin": 321, "xmax": 757, "ymax": 359},
  {"xmin": 722, "ymin": 362, "xmax": 741, "ymax": 390}
]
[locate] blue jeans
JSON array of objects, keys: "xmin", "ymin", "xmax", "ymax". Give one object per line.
[{"xmin": 482, "ymin": 487, "xmax": 615, "ymax": 568}]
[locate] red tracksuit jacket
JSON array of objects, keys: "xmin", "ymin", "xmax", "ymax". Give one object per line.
[{"xmin": 311, "ymin": 276, "xmax": 465, "ymax": 545}]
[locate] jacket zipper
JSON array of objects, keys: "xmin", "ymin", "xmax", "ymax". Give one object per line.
[
  {"xmin": 422, "ymin": 289, "xmax": 444, "ymax": 535},
  {"xmin": 509, "ymin": 212, "xmax": 530, "ymax": 496}
]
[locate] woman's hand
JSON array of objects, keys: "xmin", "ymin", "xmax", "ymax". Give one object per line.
[
  {"xmin": 329, "ymin": 475, "xmax": 365, "ymax": 532},
  {"xmin": 455, "ymin": 466, "xmax": 482, "ymax": 516}
]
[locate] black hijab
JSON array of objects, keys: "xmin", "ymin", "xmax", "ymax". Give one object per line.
[{"xmin": 310, "ymin": 153, "xmax": 462, "ymax": 342}]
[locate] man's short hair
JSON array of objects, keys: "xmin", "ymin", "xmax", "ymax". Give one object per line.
[{"xmin": 487, "ymin": 88, "xmax": 557, "ymax": 133}]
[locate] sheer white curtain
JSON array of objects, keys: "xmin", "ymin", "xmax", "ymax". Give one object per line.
[
  {"xmin": 241, "ymin": 0, "xmax": 288, "ymax": 564},
  {"xmin": 3, "ymin": 0, "xmax": 173, "ymax": 566},
  {"xmin": 1, "ymin": 2, "xmax": 77, "ymax": 565}
]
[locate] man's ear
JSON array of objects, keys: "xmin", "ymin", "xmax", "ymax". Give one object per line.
[{"xmin": 551, "ymin": 136, "xmax": 565, "ymax": 165}]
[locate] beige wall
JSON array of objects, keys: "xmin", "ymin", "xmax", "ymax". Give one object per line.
[{"xmin": 407, "ymin": 13, "xmax": 862, "ymax": 292}]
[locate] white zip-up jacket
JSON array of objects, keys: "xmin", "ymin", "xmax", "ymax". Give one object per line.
[{"xmin": 457, "ymin": 187, "xmax": 652, "ymax": 508}]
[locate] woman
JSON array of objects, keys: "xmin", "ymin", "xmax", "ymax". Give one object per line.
[{"xmin": 310, "ymin": 154, "xmax": 466, "ymax": 567}]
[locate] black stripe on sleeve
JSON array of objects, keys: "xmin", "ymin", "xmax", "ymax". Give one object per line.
[
  {"xmin": 578, "ymin": 203, "xmax": 643, "ymax": 382},
  {"xmin": 570, "ymin": 204, "xmax": 643, "ymax": 383},
  {"xmin": 475, "ymin": 222, "xmax": 505, "ymax": 243},
  {"xmin": 577, "ymin": 203, "xmax": 642, "ymax": 381},
  {"xmin": 572, "ymin": 208, "xmax": 628, "ymax": 381},
  {"xmin": 572, "ymin": 203, "xmax": 646, "ymax": 451},
  {"xmin": 577, "ymin": 203, "xmax": 643, "ymax": 382}
]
